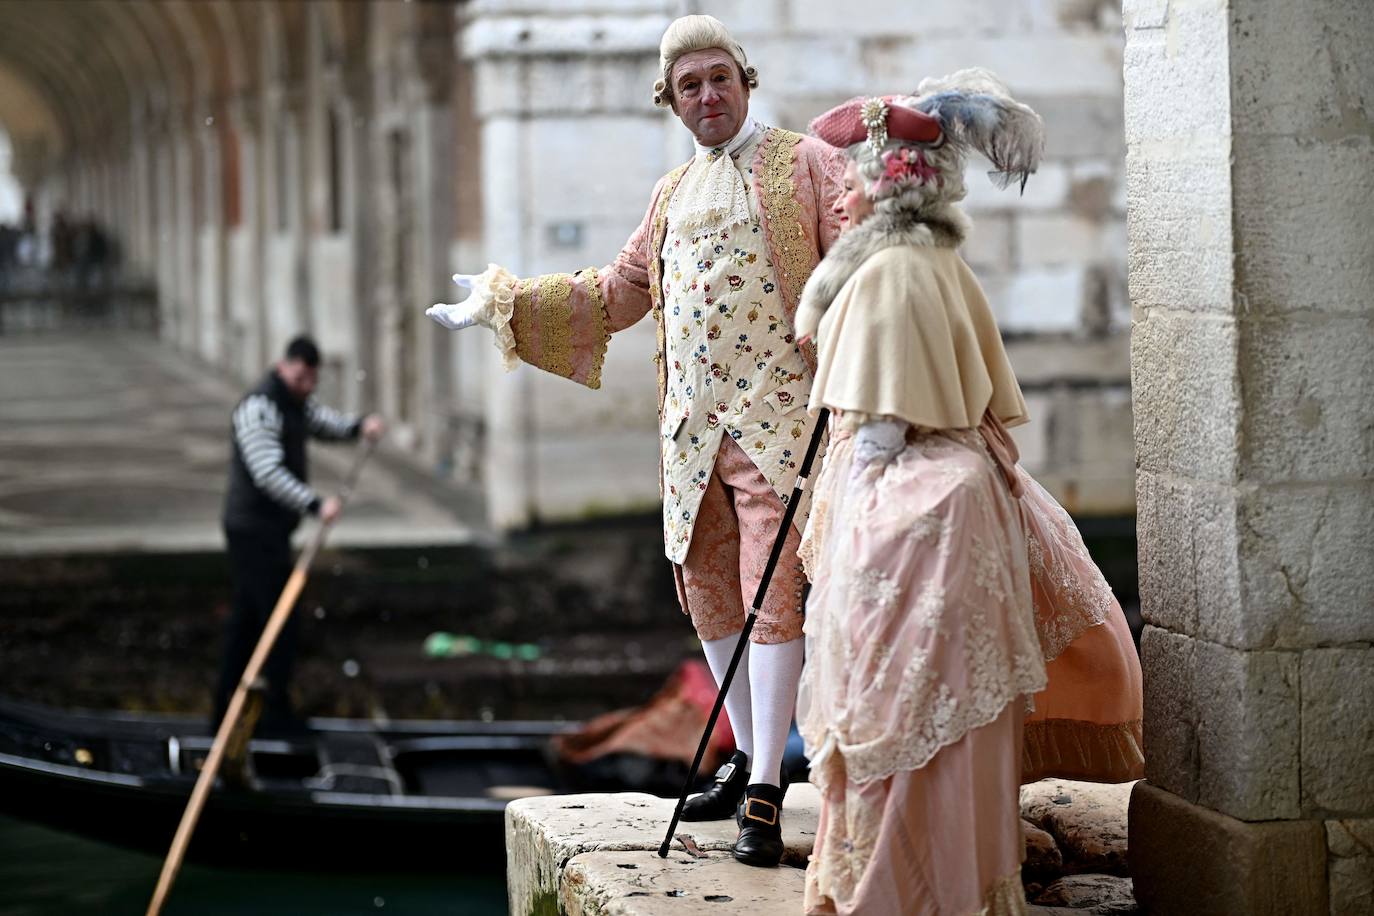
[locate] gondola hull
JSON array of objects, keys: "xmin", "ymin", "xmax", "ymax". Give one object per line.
[{"xmin": 0, "ymin": 698, "xmax": 570, "ymax": 869}]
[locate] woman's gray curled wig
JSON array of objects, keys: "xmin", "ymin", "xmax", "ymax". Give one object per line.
[
  {"xmin": 652, "ymin": 14, "xmax": 758, "ymax": 109},
  {"xmin": 912, "ymin": 68, "xmax": 1044, "ymax": 192}
]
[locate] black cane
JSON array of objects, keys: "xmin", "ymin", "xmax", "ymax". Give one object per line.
[{"xmin": 657, "ymin": 407, "xmax": 830, "ymax": 858}]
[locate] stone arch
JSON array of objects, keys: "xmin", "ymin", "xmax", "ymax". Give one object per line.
[
  {"xmin": 0, "ymin": 60, "xmax": 64, "ymax": 233},
  {"xmin": 0, "ymin": 59, "xmax": 68, "ymax": 178},
  {"xmin": 0, "ymin": 19, "xmax": 104, "ymax": 153}
]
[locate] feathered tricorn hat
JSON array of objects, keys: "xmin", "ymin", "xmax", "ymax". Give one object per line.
[{"xmin": 810, "ymin": 68, "xmax": 1044, "ymax": 192}]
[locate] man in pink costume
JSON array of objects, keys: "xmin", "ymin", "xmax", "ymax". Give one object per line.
[{"xmin": 427, "ymin": 14, "xmax": 844, "ymax": 868}]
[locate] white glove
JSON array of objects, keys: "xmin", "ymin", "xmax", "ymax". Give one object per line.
[
  {"xmin": 852, "ymin": 418, "xmax": 908, "ymax": 468},
  {"xmin": 425, "ymin": 273, "xmax": 481, "ymax": 331}
]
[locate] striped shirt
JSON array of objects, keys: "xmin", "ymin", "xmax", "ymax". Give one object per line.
[{"xmin": 232, "ymin": 394, "xmax": 359, "ymax": 515}]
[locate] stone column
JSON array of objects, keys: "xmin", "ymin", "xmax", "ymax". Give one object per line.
[
  {"xmin": 225, "ymin": 94, "xmax": 263, "ymax": 382},
  {"xmin": 302, "ymin": 67, "xmax": 360, "ymax": 412},
  {"xmin": 172, "ymin": 119, "xmax": 198, "ymax": 355},
  {"xmin": 365, "ymin": 62, "xmax": 413, "ymax": 443},
  {"xmin": 150, "ymin": 112, "xmax": 181, "ymax": 346},
  {"xmin": 462, "ymin": 0, "xmax": 675, "ymax": 530},
  {"xmin": 1123, "ymin": 1, "xmax": 1374, "ymax": 913},
  {"xmin": 343, "ymin": 69, "xmax": 378, "ymax": 414},
  {"xmin": 197, "ymin": 106, "xmax": 225, "ymax": 366},
  {"xmin": 413, "ymin": 28, "xmax": 458, "ymax": 469},
  {"xmin": 262, "ymin": 88, "xmax": 307, "ymax": 362}
]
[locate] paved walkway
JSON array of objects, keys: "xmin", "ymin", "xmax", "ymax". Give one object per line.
[
  {"xmin": 0, "ymin": 332, "xmax": 482, "ymax": 554},
  {"xmin": 509, "ymin": 781, "xmax": 1139, "ymax": 915}
]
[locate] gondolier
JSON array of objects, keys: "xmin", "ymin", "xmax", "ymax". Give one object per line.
[
  {"xmin": 426, "ymin": 14, "xmax": 843, "ymax": 867},
  {"xmin": 215, "ymin": 335, "xmax": 383, "ymax": 733}
]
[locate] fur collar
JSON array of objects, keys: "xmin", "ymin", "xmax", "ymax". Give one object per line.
[{"xmin": 795, "ymin": 206, "xmax": 970, "ymax": 342}]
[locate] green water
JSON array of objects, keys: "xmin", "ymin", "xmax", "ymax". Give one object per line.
[{"xmin": 0, "ymin": 815, "xmax": 506, "ymax": 915}]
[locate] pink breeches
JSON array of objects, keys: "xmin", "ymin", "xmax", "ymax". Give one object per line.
[{"xmin": 673, "ymin": 437, "xmax": 807, "ymax": 645}]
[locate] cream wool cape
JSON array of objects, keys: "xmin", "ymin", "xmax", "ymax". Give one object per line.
[
  {"xmin": 796, "ymin": 207, "xmax": 1142, "ymax": 916},
  {"xmin": 799, "ymin": 208, "xmax": 1027, "ymax": 432}
]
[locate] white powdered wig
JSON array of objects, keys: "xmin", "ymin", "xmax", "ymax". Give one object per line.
[{"xmin": 652, "ymin": 14, "xmax": 758, "ymax": 109}]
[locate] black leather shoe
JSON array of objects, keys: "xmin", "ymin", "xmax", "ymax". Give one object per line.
[
  {"xmin": 736, "ymin": 765, "xmax": 789, "ymax": 826},
  {"xmin": 681, "ymin": 750, "xmax": 750, "ymax": 822},
  {"xmin": 733, "ymin": 782, "xmax": 786, "ymax": 867}
]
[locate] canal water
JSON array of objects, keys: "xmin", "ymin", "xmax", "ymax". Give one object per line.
[{"xmin": 0, "ymin": 815, "xmax": 506, "ymax": 916}]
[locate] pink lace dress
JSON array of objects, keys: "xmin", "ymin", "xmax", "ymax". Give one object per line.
[{"xmin": 797, "ymin": 414, "xmax": 1142, "ymax": 915}]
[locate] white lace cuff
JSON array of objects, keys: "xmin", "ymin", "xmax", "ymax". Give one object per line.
[{"xmin": 470, "ymin": 263, "xmax": 519, "ymax": 371}]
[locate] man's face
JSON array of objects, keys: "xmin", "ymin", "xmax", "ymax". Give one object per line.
[
  {"xmin": 669, "ymin": 49, "xmax": 749, "ymax": 148},
  {"xmin": 276, "ymin": 358, "xmax": 318, "ymax": 401}
]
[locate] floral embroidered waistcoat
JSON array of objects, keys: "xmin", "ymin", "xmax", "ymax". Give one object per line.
[{"xmin": 657, "ymin": 131, "xmax": 819, "ymax": 564}]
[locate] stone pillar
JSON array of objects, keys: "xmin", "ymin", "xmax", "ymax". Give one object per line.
[
  {"xmin": 172, "ymin": 121, "xmax": 198, "ymax": 355},
  {"xmin": 1123, "ymin": 1, "xmax": 1374, "ymax": 914},
  {"xmin": 151, "ymin": 115, "xmax": 181, "ymax": 346},
  {"xmin": 262, "ymin": 89, "xmax": 308, "ymax": 362},
  {"xmin": 197, "ymin": 107, "xmax": 225, "ymax": 366},
  {"xmin": 462, "ymin": 0, "xmax": 674, "ymax": 530},
  {"xmin": 366, "ymin": 63, "xmax": 415, "ymax": 444},
  {"xmin": 344, "ymin": 69, "xmax": 378, "ymax": 414},
  {"xmin": 128, "ymin": 101, "xmax": 153, "ymax": 278},
  {"xmin": 302, "ymin": 66, "xmax": 360, "ymax": 412},
  {"xmin": 225, "ymin": 94, "xmax": 263, "ymax": 382},
  {"xmin": 412, "ymin": 28, "xmax": 458, "ymax": 469},
  {"xmin": 445, "ymin": 46, "xmax": 487, "ymax": 482}
]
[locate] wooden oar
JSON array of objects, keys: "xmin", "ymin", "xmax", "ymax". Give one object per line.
[{"xmin": 146, "ymin": 439, "xmax": 376, "ymax": 916}]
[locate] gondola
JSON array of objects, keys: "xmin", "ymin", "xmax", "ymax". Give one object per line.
[{"xmin": 0, "ymin": 697, "xmax": 575, "ymax": 869}]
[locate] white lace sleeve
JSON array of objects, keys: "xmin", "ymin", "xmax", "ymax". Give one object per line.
[{"xmin": 469, "ymin": 263, "xmax": 519, "ymax": 371}]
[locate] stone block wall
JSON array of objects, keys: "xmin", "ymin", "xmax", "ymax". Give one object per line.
[{"xmin": 1124, "ymin": 0, "xmax": 1374, "ymax": 912}]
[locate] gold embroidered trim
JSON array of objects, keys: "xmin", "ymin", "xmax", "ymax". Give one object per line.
[
  {"xmin": 650, "ymin": 162, "xmax": 692, "ymax": 419},
  {"xmin": 536, "ymin": 273, "xmax": 575, "ymax": 380},
  {"xmin": 580, "ymin": 267, "xmax": 609, "ymax": 390},
  {"xmin": 759, "ymin": 129, "xmax": 810, "ymax": 310},
  {"xmin": 1021, "ymin": 718, "xmax": 1145, "ymax": 785},
  {"xmin": 513, "ymin": 281, "xmax": 538, "ymax": 365}
]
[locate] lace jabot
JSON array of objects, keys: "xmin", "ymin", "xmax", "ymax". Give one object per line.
[{"xmin": 667, "ymin": 118, "xmax": 760, "ymax": 234}]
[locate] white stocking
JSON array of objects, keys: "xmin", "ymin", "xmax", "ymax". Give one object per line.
[
  {"xmin": 747, "ymin": 636, "xmax": 805, "ymax": 788},
  {"xmin": 701, "ymin": 634, "xmax": 754, "ymax": 764}
]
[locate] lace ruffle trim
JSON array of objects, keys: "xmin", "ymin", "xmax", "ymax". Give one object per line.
[
  {"xmin": 470, "ymin": 262, "xmax": 519, "ymax": 371},
  {"xmin": 807, "ymin": 634, "xmax": 1048, "ymax": 794},
  {"xmin": 665, "ymin": 153, "xmax": 753, "ymax": 234},
  {"xmin": 976, "ymin": 869, "xmax": 1028, "ymax": 916},
  {"xmin": 1022, "ymin": 473, "xmax": 1114, "ymax": 662}
]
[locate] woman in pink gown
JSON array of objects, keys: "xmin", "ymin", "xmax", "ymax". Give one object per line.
[{"xmin": 794, "ymin": 71, "xmax": 1143, "ymax": 915}]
